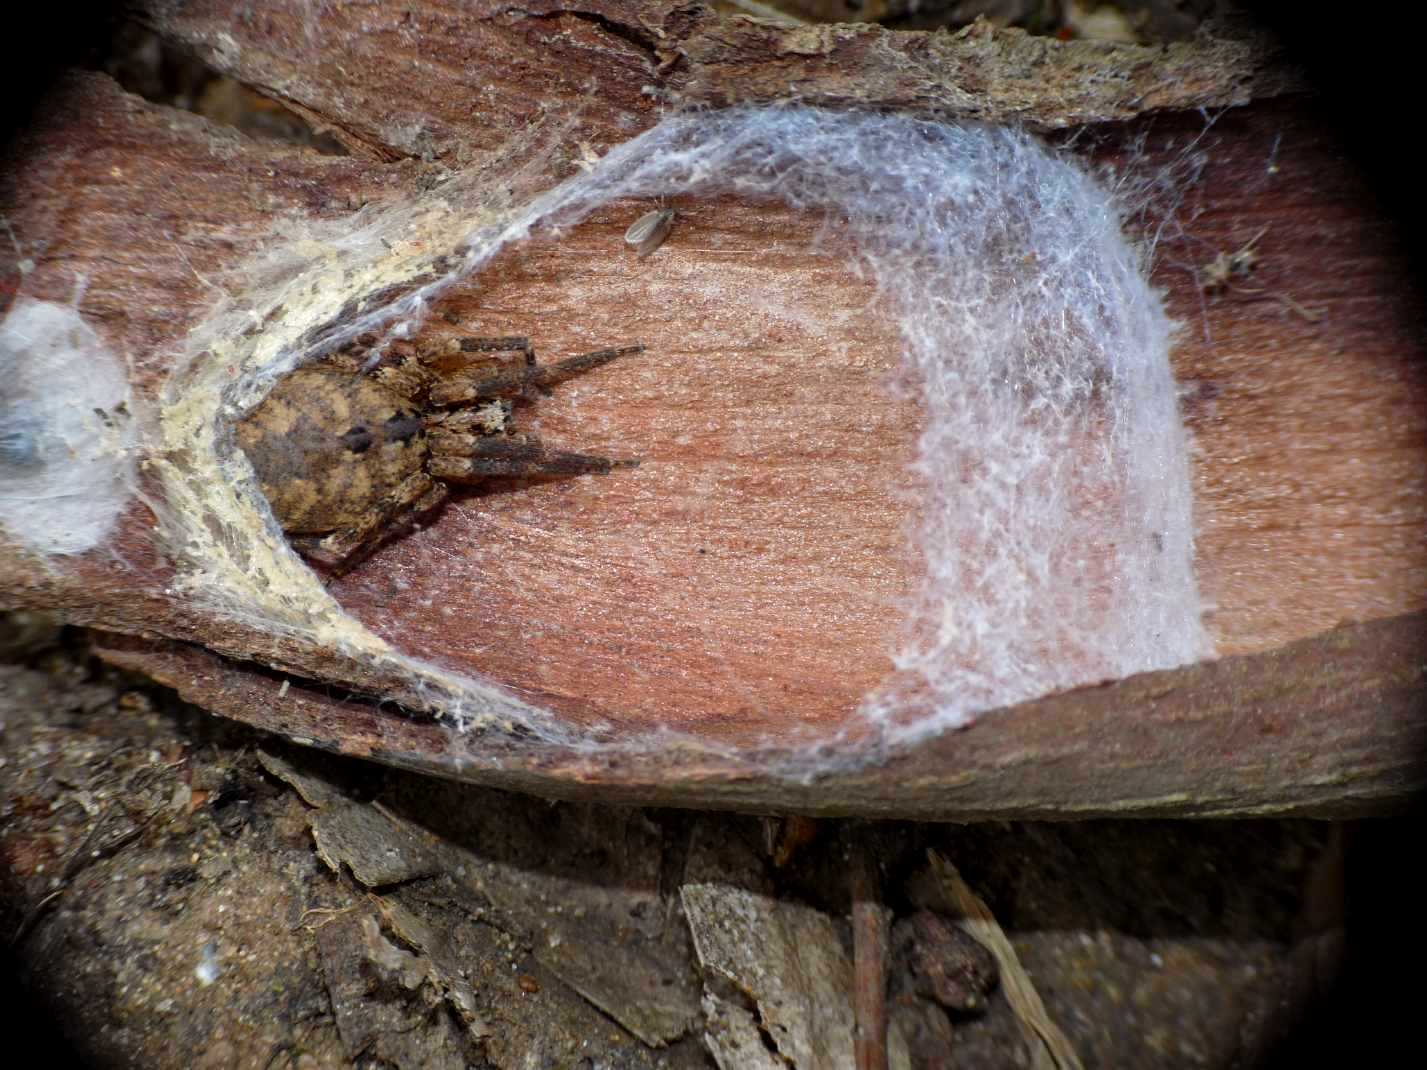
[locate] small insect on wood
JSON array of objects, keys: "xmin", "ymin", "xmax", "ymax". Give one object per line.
[
  {"xmin": 236, "ymin": 336, "xmax": 642, "ymax": 574},
  {"xmin": 624, "ymin": 208, "xmax": 676, "ymax": 259},
  {"xmin": 1199, "ymin": 226, "xmax": 1267, "ymax": 294},
  {"xmin": 1199, "ymin": 226, "xmax": 1321, "ymax": 322}
]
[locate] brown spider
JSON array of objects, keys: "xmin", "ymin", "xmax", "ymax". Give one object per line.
[
  {"xmin": 236, "ymin": 336, "xmax": 641, "ymax": 574},
  {"xmin": 1198, "ymin": 226, "xmax": 1266, "ymax": 294},
  {"xmin": 1197, "ymin": 226, "xmax": 1321, "ymax": 322}
]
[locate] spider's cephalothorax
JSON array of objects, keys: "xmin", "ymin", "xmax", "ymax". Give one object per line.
[{"xmin": 236, "ymin": 336, "xmax": 641, "ymax": 573}]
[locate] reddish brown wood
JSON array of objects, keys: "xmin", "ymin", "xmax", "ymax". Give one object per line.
[
  {"xmin": 850, "ymin": 837, "xmax": 890, "ymax": 1070},
  {"xmin": 89, "ymin": 607, "xmax": 1427, "ymax": 818},
  {"xmin": 3, "ymin": 8, "xmax": 1425, "ymax": 815}
]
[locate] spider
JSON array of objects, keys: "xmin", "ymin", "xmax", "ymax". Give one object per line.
[{"xmin": 236, "ymin": 335, "xmax": 641, "ymax": 574}]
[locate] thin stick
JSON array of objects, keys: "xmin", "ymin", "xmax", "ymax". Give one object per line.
[{"xmin": 849, "ymin": 828, "xmax": 890, "ymax": 1070}]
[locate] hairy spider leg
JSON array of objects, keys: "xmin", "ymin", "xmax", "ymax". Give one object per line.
[
  {"xmin": 291, "ymin": 472, "xmax": 448, "ymax": 575},
  {"xmin": 428, "ymin": 344, "xmax": 644, "ymax": 407},
  {"xmin": 454, "ymin": 336, "xmax": 535, "ymax": 365},
  {"xmin": 429, "ymin": 432, "xmax": 637, "ymax": 483}
]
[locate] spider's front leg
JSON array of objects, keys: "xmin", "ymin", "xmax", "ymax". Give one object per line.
[
  {"xmin": 427, "ymin": 427, "xmax": 636, "ymax": 483},
  {"xmin": 292, "ymin": 471, "xmax": 448, "ymax": 575},
  {"xmin": 420, "ymin": 336, "xmax": 644, "ymax": 484},
  {"xmin": 415, "ymin": 336, "xmax": 533, "ymax": 390},
  {"xmin": 426, "ymin": 341, "xmax": 644, "ymax": 407}
]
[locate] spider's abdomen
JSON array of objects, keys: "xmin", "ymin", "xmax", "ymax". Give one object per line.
[{"xmin": 236, "ymin": 366, "xmax": 427, "ymax": 535}]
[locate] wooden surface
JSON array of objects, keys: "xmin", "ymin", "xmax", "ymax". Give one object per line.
[
  {"xmin": 3, "ymin": 5, "xmax": 1425, "ymax": 815},
  {"xmin": 327, "ymin": 202, "xmax": 917, "ymax": 737},
  {"xmin": 90, "ymin": 609, "xmax": 1427, "ymax": 818},
  {"xmin": 318, "ymin": 100, "xmax": 1427, "ymax": 739}
]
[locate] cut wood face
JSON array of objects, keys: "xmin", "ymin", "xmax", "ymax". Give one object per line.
[
  {"xmin": 310, "ymin": 107, "xmax": 1427, "ymax": 745},
  {"xmin": 1138, "ymin": 107, "xmax": 1427, "ymax": 661},
  {"xmin": 3, "ymin": 61, "xmax": 1425, "ymax": 810},
  {"xmin": 325, "ymin": 198, "xmax": 924, "ymax": 739}
]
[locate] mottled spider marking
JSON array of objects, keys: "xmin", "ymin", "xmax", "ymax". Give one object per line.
[
  {"xmin": 236, "ymin": 338, "xmax": 641, "ymax": 573},
  {"xmin": 236, "ymin": 366, "xmax": 427, "ymax": 534}
]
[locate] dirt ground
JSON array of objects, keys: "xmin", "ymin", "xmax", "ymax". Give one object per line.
[{"xmin": 2, "ymin": 618, "xmax": 1415, "ymax": 1069}]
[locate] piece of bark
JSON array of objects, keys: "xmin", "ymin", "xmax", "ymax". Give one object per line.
[
  {"xmin": 314, "ymin": 909, "xmax": 481, "ymax": 1068},
  {"xmin": 675, "ymin": 14, "xmax": 1301, "ymax": 125},
  {"xmin": 88, "ymin": 607, "xmax": 1427, "ymax": 818},
  {"xmin": 683, "ymin": 880, "xmax": 857, "ymax": 1069},
  {"xmin": 134, "ymin": 1, "xmax": 1299, "ymax": 143},
  {"xmin": 703, "ymin": 990, "xmax": 793, "ymax": 1070},
  {"xmin": 3, "ymin": 8, "xmax": 1425, "ymax": 816}
]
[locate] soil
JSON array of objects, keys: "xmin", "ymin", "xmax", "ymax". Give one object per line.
[{"xmin": 2, "ymin": 619, "xmax": 1412, "ymax": 1069}]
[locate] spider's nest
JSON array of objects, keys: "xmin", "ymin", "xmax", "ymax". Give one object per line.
[{"xmin": 6, "ymin": 108, "xmax": 1212, "ymax": 771}]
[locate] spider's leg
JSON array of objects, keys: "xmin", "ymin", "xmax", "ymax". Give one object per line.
[
  {"xmin": 528, "ymin": 345, "xmax": 645, "ymax": 391},
  {"xmin": 295, "ymin": 472, "xmax": 447, "ymax": 576},
  {"xmin": 455, "ymin": 336, "xmax": 535, "ymax": 364},
  {"xmin": 429, "ymin": 344, "xmax": 643, "ymax": 406},
  {"xmin": 417, "ymin": 335, "xmax": 533, "ymax": 375},
  {"xmin": 430, "ymin": 432, "xmax": 636, "ymax": 483},
  {"xmin": 417, "ymin": 336, "xmax": 533, "ymax": 361}
]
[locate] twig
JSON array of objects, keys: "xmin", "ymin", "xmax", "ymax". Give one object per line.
[
  {"xmin": 292, "ymin": 904, "xmax": 358, "ymax": 932},
  {"xmin": 929, "ymin": 850, "xmax": 1083, "ymax": 1070},
  {"xmin": 849, "ymin": 827, "xmax": 890, "ymax": 1070}
]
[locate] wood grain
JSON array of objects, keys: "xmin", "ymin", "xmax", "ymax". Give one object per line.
[
  {"xmin": 90, "ymin": 608, "xmax": 1427, "ymax": 818},
  {"xmin": 3, "ymin": 7, "xmax": 1424, "ymax": 814}
]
